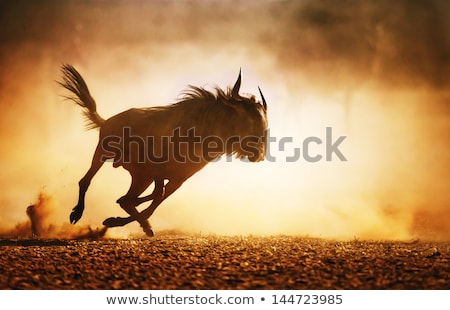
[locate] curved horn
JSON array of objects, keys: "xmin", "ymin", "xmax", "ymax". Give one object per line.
[
  {"xmin": 231, "ymin": 68, "xmax": 241, "ymax": 98},
  {"xmin": 258, "ymin": 86, "xmax": 267, "ymax": 111}
]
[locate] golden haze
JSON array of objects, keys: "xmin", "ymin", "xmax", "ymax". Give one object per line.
[{"xmin": 0, "ymin": 1, "xmax": 448, "ymax": 240}]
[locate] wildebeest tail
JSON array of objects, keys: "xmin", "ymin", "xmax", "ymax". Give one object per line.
[{"xmin": 59, "ymin": 64, "xmax": 105, "ymax": 130}]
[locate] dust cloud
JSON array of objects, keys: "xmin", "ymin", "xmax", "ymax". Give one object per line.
[
  {"xmin": 0, "ymin": 1, "xmax": 449, "ymax": 240},
  {"xmin": 0, "ymin": 191, "xmax": 108, "ymax": 239}
]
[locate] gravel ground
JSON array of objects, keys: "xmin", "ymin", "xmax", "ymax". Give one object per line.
[{"xmin": 0, "ymin": 235, "xmax": 448, "ymax": 290}]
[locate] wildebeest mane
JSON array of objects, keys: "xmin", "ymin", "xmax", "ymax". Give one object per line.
[
  {"xmin": 138, "ymin": 85, "xmax": 248, "ymax": 154},
  {"xmin": 179, "ymin": 84, "xmax": 232, "ymax": 103}
]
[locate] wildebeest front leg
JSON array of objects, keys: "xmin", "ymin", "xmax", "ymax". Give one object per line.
[
  {"xmin": 113, "ymin": 179, "xmax": 184, "ymax": 232},
  {"xmin": 140, "ymin": 179, "xmax": 183, "ymax": 220},
  {"xmin": 103, "ymin": 178, "xmax": 164, "ymax": 236},
  {"xmin": 115, "ymin": 179, "xmax": 155, "ymax": 207}
]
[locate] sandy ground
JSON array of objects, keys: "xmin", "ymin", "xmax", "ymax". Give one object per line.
[{"xmin": 0, "ymin": 235, "xmax": 448, "ymax": 290}]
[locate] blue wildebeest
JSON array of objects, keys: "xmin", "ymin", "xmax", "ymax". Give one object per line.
[{"xmin": 59, "ymin": 64, "xmax": 268, "ymax": 236}]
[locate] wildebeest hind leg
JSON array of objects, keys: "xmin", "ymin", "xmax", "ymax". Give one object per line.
[{"xmin": 71, "ymin": 145, "xmax": 105, "ymax": 224}]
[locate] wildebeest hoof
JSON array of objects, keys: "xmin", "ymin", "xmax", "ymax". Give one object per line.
[
  {"xmin": 103, "ymin": 217, "xmax": 129, "ymax": 227},
  {"xmin": 70, "ymin": 206, "xmax": 83, "ymax": 224},
  {"xmin": 143, "ymin": 227, "xmax": 155, "ymax": 237}
]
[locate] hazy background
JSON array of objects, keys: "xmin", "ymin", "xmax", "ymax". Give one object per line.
[{"xmin": 0, "ymin": 0, "xmax": 449, "ymax": 240}]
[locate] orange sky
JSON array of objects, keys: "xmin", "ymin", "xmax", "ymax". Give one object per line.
[{"xmin": 0, "ymin": 1, "xmax": 449, "ymax": 240}]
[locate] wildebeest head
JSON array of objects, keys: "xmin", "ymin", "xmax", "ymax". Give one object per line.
[{"xmin": 223, "ymin": 70, "xmax": 268, "ymax": 162}]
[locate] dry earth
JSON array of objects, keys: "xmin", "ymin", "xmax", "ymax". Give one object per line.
[{"xmin": 0, "ymin": 235, "xmax": 448, "ymax": 290}]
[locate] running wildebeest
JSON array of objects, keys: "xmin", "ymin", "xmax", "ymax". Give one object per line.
[{"xmin": 59, "ymin": 64, "xmax": 268, "ymax": 236}]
